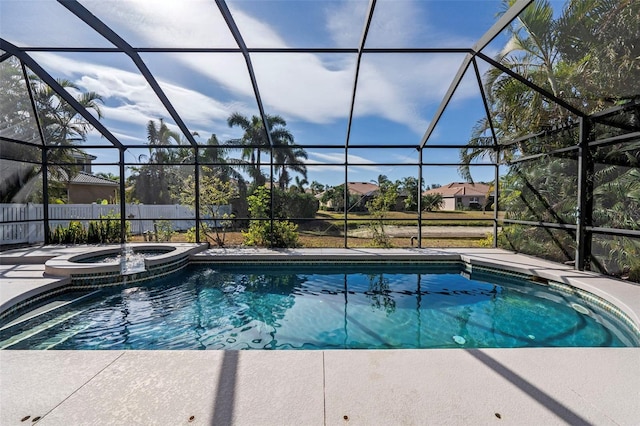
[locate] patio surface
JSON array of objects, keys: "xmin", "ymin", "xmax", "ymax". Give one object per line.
[{"xmin": 1, "ymin": 246, "xmax": 639, "ymax": 425}]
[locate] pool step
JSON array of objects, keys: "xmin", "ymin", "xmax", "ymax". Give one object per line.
[
  {"xmin": 34, "ymin": 322, "xmax": 93, "ymax": 350},
  {"xmin": 0, "ymin": 290, "xmax": 100, "ymax": 332},
  {"xmin": 0, "ymin": 310, "xmax": 84, "ymax": 349}
]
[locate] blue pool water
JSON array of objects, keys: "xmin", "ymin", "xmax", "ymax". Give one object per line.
[{"xmin": 1, "ymin": 263, "xmax": 638, "ymax": 349}]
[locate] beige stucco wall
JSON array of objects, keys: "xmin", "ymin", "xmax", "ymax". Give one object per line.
[{"xmin": 68, "ymin": 184, "xmax": 118, "ymax": 204}]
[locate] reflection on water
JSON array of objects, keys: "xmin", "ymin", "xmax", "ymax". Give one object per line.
[
  {"xmin": 1, "ymin": 264, "xmax": 637, "ymax": 350},
  {"xmin": 366, "ymin": 273, "xmax": 396, "ymax": 315}
]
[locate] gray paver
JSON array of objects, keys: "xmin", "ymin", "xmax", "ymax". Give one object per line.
[
  {"xmin": 0, "ymin": 350, "xmax": 123, "ymax": 425},
  {"xmin": 36, "ymin": 351, "xmax": 324, "ymax": 426}
]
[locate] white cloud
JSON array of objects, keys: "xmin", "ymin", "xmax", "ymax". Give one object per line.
[
  {"xmin": 81, "ymin": 0, "xmax": 460, "ymax": 134},
  {"xmin": 19, "ymin": 0, "xmax": 489, "ymax": 145},
  {"xmin": 30, "ymin": 52, "xmax": 243, "ymax": 137},
  {"xmin": 324, "ymin": 0, "xmax": 369, "ymax": 47},
  {"xmin": 308, "ymin": 151, "xmax": 376, "ymax": 165},
  {"xmin": 81, "ymin": 0, "xmax": 237, "ymax": 48}
]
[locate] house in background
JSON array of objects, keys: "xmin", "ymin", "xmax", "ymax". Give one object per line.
[
  {"xmin": 318, "ymin": 181, "xmax": 409, "ymax": 211},
  {"xmin": 318, "ymin": 181, "xmax": 379, "ymax": 211},
  {"xmin": 66, "ymin": 172, "xmax": 119, "ymax": 204},
  {"xmin": 59, "ymin": 153, "xmax": 119, "ymax": 204},
  {"xmin": 423, "ymin": 182, "xmax": 491, "ymax": 211}
]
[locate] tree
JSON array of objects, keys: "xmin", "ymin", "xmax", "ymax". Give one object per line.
[
  {"xmin": 320, "ymin": 184, "xmax": 359, "ymax": 212},
  {"xmin": 366, "ymin": 176, "xmax": 399, "ymax": 247},
  {"xmin": 310, "ymin": 181, "xmax": 326, "ymax": 195},
  {"xmin": 227, "ymin": 113, "xmax": 306, "ymax": 187},
  {"xmin": 130, "ymin": 119, "xmax": 183, "ymax": 204},
  {"xmin": 292, "ymin": 176, "xmax": 308, "ymax": 193},
  {"xmin": 1, "ymin": 57, "xmax": 103, "ymax": 203},
  {"xmin": 556, "ymin": 0, "xmax": 640, "ymax": 108},
  {"xmin": 274, "ymin": 141, "xmax": 308, "ymax": 190},
  {"xmin": 462, "ymin": 0, "xmax": 640, "ymax": 279},
  {"xmin": 400, "ymin": 176, "xmax": 421, "ymax": 211},
  {"xmin": 422, "ymin": 193, "xmax": 444, "ymax": 212},
  {"xmin": 95, "ymin": 172, "xmax": 119, "ymax": 182},
  {"xmin": 459, "ymin": 0, "xmax": 576, "ymax": 182},
  {"xmin": 242, "ymin": 186, "xmax": 299, "ymax": 247},
  {"xmin": 176, "ymin": 167, "xmax": 238, "ymax": 247}
]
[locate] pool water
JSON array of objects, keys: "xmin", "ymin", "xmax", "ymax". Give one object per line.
[
  {"xmin": 75, "ymin": 248, "xmax": 174, "ymax": 263},
  {"xmin": 1, "ymin": 263, "xmax": 638, "ymax": 350}
]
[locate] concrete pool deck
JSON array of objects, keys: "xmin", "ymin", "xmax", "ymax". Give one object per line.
[{"xmin": 1, "ymin": 246, "xmax": 639, "ymax": 425}]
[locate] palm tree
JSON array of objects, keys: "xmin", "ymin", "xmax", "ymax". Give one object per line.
[
  {"xmin": 130, "ymin": 119, "xmax": 183, "ymax": 204},
  {"xmin": 556, "ymin": 0, "xmax": 640, "ymax": 108},
  {"xmin": 274, "ymin": 141, "xmax": 308, "ymax": 190},
  {"xmin": 33, "ymin": 77, "xmax": 103, "ymax": 202},
  {"xmin": 292, "ymin": 176, "xmax": 308, "ymax": 193},
  {"xmin": 459, "ymin": 0, "xmax": 573, "ymax": 182},
  {"xmin": 227, "ymin": 113, "xmax": 306, "ymax": 187},
  {"xmin": 145, "ymin": 118, "xmax": 181, "ymax": 162}
]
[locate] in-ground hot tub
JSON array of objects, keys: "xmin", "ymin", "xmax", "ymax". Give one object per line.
[
  {"xmin": 72, "ymin": 246, "xmax": 175, "ymax": 264},
  {"xmin": 44, "ymin": 244, "xmax": 207, "ymax": 284},
  {"xmin": 0, "ymin": 243, "xmax": 209, "ymax": 323}
]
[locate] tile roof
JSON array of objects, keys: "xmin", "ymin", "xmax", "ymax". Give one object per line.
[
  {"xmin": 346, "ymin": 182, "xmax": 379, "ymax": 196},
  {"xmin": 424, "ymin": 182, "xmax": 490, "ymax": 197},
  {"xmin": 53, "ymin": 171, "xmax": 119, "ymax": 186},
  {"xmin": 69, "ymin": 172, "xmax": 119, "ymax": 186}
]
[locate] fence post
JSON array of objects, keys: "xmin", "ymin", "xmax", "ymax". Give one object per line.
[{"xmin": 27, "ymin": 203, "xmax": 37, "ymax": 244}]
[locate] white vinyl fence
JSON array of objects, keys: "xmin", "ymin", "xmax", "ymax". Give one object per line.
[{"xmin": 0, "ymin": 203, "xmax": 230, "ymax": 245}]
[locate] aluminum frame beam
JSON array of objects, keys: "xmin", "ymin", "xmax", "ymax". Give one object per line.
[
  {"xmin": 216, "ymin": 0, "xmax": 275, "ymax": 149},
  {"xmin": 419, "ymin": 0, "xmax": 534, "ymax": 149},
  {"xmin": 345, "ymin": 0, "xmax": 377, "ymax": 151},
  {"xmin": 58, "ymin": 0, "xmax": 198, "ymax": 148},
  {"xmin": 1, "ymin": 38, "xmax": 124, "ymax": 150},
  {"xmin": 477, "ymin": 52, "xmax": 587, "ymax": 119},
  {"xmin": 16, "ymin": 47, "xmax": 475, "ymax": 54},
  {"xmin": 342, "ymin": 0, "xmax": 377, "ymax": 247}
]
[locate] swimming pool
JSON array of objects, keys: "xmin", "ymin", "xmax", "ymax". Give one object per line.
[{"xmin": 1, "ymin": 262, "xmax": 638, "ymax": 350}]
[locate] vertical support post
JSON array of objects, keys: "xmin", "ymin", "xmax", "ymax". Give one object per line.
[
  {"xmin": 493, "ymin": 161, "xmax": 499, "ymax": 248},
  {"xmin": 27, "ymin": 203, "xmax": 36, "ymax": 244},
  {"xmin": 119, "ymin": 148, "xmax": 127, "ymax": 244},
  {"xmin": 194, "ymin": 147, "xmax": 200, "ymax": 243},
  {"xmin": 417, "ymin": 148, "xmax": 423, "ymax": 248},
  {"xmin": 576, "ymin": 118, "xmax": 592, "ymax": 270},
  {"xmin": 344, "ymin": 148, "xmax": 349, "ymax": 248},
  {"xmin": 269, "ymin": 145, "xmax": 275, "ymax": 248},
  {"xmin": 42, "ymin": 147, "xmax": 50, "ymax": 244}
]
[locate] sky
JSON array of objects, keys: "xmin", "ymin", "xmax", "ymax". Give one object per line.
[{"xmin": 0, "ymin": 0, "xmax": 544, "ymax": 188}]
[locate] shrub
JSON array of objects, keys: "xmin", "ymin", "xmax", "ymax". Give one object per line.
[
  {"xmin": 276, "ymin": 190, "xmax": 318, "ymax": 218},
  {"xmin": 242, "ymin": 186, "xmax": 300, "ymax": 247},
  {"xmin": 51, "ymin": 214, "xmax": 129, "ymax": 244},
  {"xmin": 50, "ymin": 221, "xmax": 87, "ymax": 244},
  {"xmin": 155, "ymin": 220, "xmax": 174, "ymax": 242},
  {"xmin": 186, "ymin": 226, "xmax": 207, "ymax": 243}
]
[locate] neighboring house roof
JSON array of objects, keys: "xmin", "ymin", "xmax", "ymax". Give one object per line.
[
  {"xmin": 347, "ymin": 182, "xmax": 379, "ymax": 196},
  {"xmin": 53, "ymin": 170, "xmax": 119, "ymax": 186},
  {"xmin": 70, "ymin": 172, "xmax": 119, "ymax": 186},
  {"xmin": 424, "ymin": 182, "xmax": 490, "ymax": 197},
  {"xmin": 316, "ymin": 182, "xmax": 380, "ymax": 201},
  {"xmin": 69, "ymin": 152, "xmax": 97, "ymax": 161}
]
